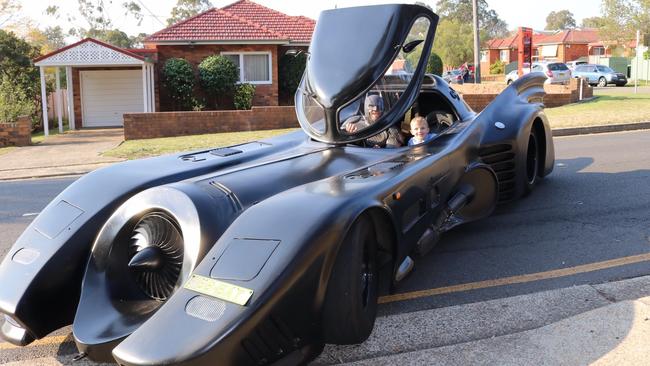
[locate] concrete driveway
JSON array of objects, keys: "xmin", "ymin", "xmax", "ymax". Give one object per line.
[{"xmin": 0, "ymin": 129, "xmax": 125, "ymax": 180}]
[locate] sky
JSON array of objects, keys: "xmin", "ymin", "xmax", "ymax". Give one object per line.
[{"xmin": 10, "ymin": 0, "xmax": 603, "ymax": 40}]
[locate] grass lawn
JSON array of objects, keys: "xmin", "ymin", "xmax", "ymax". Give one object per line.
[
  {"xmin": 104, "ymin": 128, "xmax": 298, "ymax": 160},
  {"xmin": 545, "ymin": 91, "xmax": 650, "ymax": 128}
]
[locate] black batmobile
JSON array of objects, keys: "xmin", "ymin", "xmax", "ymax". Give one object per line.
[{"xmin": 0, "ymin": 4, "xmax": 554, "ymax": 365}]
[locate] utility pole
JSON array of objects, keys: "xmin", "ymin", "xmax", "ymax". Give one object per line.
[{"xmin": 472, "ymin": 0, "xmax": 481, "ymax": 83}]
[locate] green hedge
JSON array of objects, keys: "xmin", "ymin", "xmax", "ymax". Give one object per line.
[
  {"xmin": 234, "ymin": 83, "xmax": 256, "ymax": 110},
  {"xmin": 161, "ymin": 58, "xmax": 195, "ymax": 111}
]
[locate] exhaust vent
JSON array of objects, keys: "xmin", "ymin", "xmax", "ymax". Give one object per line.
[{"xmin": 479, "ymin": 144, "xmax": 516, "ymax": 203}]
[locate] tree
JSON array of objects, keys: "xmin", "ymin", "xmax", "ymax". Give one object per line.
[
  {"xmin": 24, "ymin": 26, "xmax": 66, "ymax": 54},
  {"xmin": 47, "ymin": 0, "xmax": 144, "ymax": 47},
  {"xmin": 0, "ymin": 0, "xmax": 21, "ymax": 27},
  {"xmin": 198, "ymin": 55, "xmax": 238, "ymax": 109},
  {"xmin": 435, "ymin": 0, "xmax": 508, "ymax": 39},
  {"xmin": 278, "ymin": 52, "xmax": 307, "ymax": 105},
  {"xmin": 426, "ymin": 52, "xmax": 443, "ymax": 75},
  {"xmin": 0, "ymin": 30, "xmax": 41, "ymax": 124},
  {"xmin": 87, "ymin": 29, "xmax": 134, "ymax": 48},
  {"xmin": 581, "ymin": 16, "xmax": 607, "ymax": 28},
  {"xmin": 167, "ymin": 0, "xmax": 213, "ymax": 26},
  {"xmin": 545, "ymin": 10, "xmax": 576, "ymax": 30},
  {"xmin": 431, "ymin": 18, "xmax": 477, "ymax": 67},
  {"xmin": 600, "ymin": 0, "xmax": 650, "ymax": 44}
]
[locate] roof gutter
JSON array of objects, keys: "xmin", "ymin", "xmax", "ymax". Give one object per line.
[{"xmin": 144, "ymin": 40, "xmax": 292, "ymax": 46}]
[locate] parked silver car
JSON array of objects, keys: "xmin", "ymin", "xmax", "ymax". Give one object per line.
[
  {"xmin": 442, "ymin": 69, "xmax": 464, "ymax": 84},
  {"xmin": 505, "ymin": 62, "xmax": 571, "ymax": 85},
  {"xmin": 572, "ymin": 64, "xmax": 627, "ymax": 87}
]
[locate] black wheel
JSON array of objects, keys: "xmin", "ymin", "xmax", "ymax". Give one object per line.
[
  {"xmin": 597, "ymin": 77, "xmax": 607, "ymax": 87},
  {"xmin": 507, "ymin": 79, "xmax": 513, "ymax": 85},
  {"xmin": 322, "ymin": 214, "xmax": 378, "ymax": 344},
  {"xmin": 524, "ymin": 128, "xmax": 540, "ymax": 194}
]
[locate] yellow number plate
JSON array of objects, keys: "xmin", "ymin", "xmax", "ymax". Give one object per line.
[{"xmin": 184, "ymin": 274, "xmax": 254, "ymax": 306}]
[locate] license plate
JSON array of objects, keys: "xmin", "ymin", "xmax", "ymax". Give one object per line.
[{"xmin": 184, "ymin": 274, "xmax": 254, "ymax": 306}]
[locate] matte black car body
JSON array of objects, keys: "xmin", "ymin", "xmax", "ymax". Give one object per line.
[{"xmin": 0, "ymin": 4, "xmax": 554, "ymax": 365}]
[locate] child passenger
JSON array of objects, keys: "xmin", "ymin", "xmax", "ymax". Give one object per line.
[{"xmin": 408, "ymin": 116, "xmax": 435, "ymax": 146}]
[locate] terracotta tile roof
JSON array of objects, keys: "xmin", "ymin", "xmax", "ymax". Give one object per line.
[
  {"xmin": 485, "ymin": 29, "xmax": 601, "ymax": 50},
  {"xmin": 145, "ymin": 0, "xmax": 315, "ymax": 44},
  {"xmin": 486, "ymin": 34, "xmax": 518, "ymax": 49}
]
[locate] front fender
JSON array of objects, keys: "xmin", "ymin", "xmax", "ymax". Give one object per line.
[
  {"xmin": 0, "ymin": 144, "xmax": 292, "ymax": 344},
  {"xmin": 111, "ymin": 179, "xmax": 387, "ymax": 365}
]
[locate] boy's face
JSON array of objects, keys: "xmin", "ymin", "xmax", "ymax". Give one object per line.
[{"xmin": 410, "ymin": 120, "xmax": 429, "ymax": 141}]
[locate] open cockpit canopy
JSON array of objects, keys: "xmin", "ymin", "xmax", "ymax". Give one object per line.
[{"xmin": 295, "ymin": 4, "xmax": 439, "ymax": 144}]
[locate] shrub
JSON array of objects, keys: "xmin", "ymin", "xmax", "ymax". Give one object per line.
[
  {"xmin": 426, "ymin": 52, "xmax": 443, "ymax": 76},
  {"xmin": 198, "ymin": 55, "xmax": 239, "ymax": 109},
  {"xmin": 0, "ymin": 77, "xmax": 35, "ymax": 123},
  {"xmin": 234, "ymin": 83, "xmax": 256, "ymax": 110},
  {"xmin": 490, "ymin": 60, "xmax": 505, "ymax": 75},
  {"xmin": 161, "ymin": 58, "xmax": 195, "ymax": 110},
  {"xmin": 278, "ymin": 52, "xmax": 307, "ymax": 105}
]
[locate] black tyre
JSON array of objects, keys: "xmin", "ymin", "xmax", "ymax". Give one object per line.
[
  {"xmin": 523, "ymin": 128, "xmax": 540, "ymax": 194},
  {"xmin": 597, "ymin": 77, "xmax": 607, "ymax": 87},
  {"xmin": 507, "ymin": 79, "xmax": 513, "ymax": 85},
  {"xmin": 322, "ymin": 214, "xmax": 378, "ymax": 344}
]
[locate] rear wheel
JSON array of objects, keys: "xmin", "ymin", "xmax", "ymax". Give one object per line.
[
  {"xmin": 523, "ymin": 128, "xmax": 540, "ymax": 194},
  {"xmin": 322, "ymin": 214, "xmax": 378, "ymax": 344},
  {"xmin": 597, "ymin": 77, "xmax": 607, "ymax": 87}
]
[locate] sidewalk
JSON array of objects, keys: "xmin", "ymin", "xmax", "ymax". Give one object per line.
[
  {"xmin": 0, "ymin": 129, "xmax": 125, "ymax": 180},
  {"xmin": 316, "ymin": 275, "xmax": 650, "ymax": 365}
]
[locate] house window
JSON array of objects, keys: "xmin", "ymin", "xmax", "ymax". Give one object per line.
[
  {"xmin": 481, "ymin": 50, "xmax": 488, "ymax": 62},
  {"xmin": 221, "ymin": 52, "xmax": 272, "ymax": 84},
  {"xmin": 500, "ymin": 50, "xmax": 509, "ymax": 62},
  {"xmin": 592, "ymin": 47, "xmax": 605, "ymax": 56}
]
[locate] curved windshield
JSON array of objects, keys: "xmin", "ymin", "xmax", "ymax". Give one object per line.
[
  {"xmin": 338, "ymin": 17, "xmax": 431, "ymax": 137},
  {"xmin": 296, "ymin": 84, "xmax": 326, "ymax": 134}
]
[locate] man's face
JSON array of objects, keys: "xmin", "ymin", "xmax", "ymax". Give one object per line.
[{"xmin": 367, "ymin": 103, "xmax": 382, "ymax": 122}]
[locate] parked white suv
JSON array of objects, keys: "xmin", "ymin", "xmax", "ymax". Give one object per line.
[{"xmin": 505, "ymin": 62, "xmax": 571, "ymax": 85}]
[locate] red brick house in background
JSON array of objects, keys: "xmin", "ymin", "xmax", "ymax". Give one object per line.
[
  {"xmin": 143, "ymin": 0, "xmax": 315, "ymax": 110},
  {"xmin": 33, "ymin": 0, "xmax": 314, "ymax": 131},
  {"xmin": 480, "ymin": 28, "xmax": 615, "ymax": 73}
]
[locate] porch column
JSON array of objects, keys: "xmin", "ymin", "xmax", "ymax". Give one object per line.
[
  {"xmin": 66, "ymin": 66, "xmax": 75, "ymax": 130},
  {"xmin": 39, "ymin": 66, "xmax": 49, "ymax": 136},
  {"xmin": 142, "ymin": 64, "xmax": 148, "ymax": 112},
  {"xmin": 55, "ymin": 67, "xmax": 63, "ymax": 133},
  {"xmin": 149, "ymin": 64, "xmax": 156, "ymax": 112}
]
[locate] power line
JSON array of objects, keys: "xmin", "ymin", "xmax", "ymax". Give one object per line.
[{"xmin": 134, "ymin": 0, "xmax": 165, "ymax": 26}]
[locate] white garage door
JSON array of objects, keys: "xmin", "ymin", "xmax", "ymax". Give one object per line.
[{"xmin": 81, "ymin": 70, "xmax": 143, "ymax": 127}]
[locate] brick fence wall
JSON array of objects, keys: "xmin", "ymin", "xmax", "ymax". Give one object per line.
[
  {"xmin": 123, "ymin": 106, "xmax": 298, "ymax": 140},
  {"xmin": 455, "ymin": 78, "xmax": 592, "ymax": 111},
  {"xmin": 124, "ymin": 79, "xmax": 594, "ymax": 140},
  {"xmin": 0, "ymin": 116, "xmax": 31, "ymax": 147}
]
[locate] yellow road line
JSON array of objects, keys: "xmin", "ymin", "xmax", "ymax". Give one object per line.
[
  {"xmin": 2, "ymin": 253, "xmax": 649, "ymax": 349},
  {"xmin": 0, "ymin": 335, "xmax": 70, "ymax": 350},
  {"xmin": 379, "ymin": 252, "xmax": 650, "ymax": 304}
]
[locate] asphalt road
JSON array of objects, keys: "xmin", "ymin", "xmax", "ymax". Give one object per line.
[{"xmin": 1, "ymin": 130, "xmax": 650, "ymax": 364}]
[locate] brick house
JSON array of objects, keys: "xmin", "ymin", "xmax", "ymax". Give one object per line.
[
  {"xmin": 33, "ymin": 0, "xmax": 314, "ymax": 131},
  {"xmin": 143, "ymin": 0, "xmax": 315, "ymax": 110},
  {"xmin": 481, "ymin": 29, "xmax": 603, "ymax": 73}
]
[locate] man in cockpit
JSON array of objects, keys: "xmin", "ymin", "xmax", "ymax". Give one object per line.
[{"xmin": 343, "ymin": 94, "xmax": 404, "ymax": 148}]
